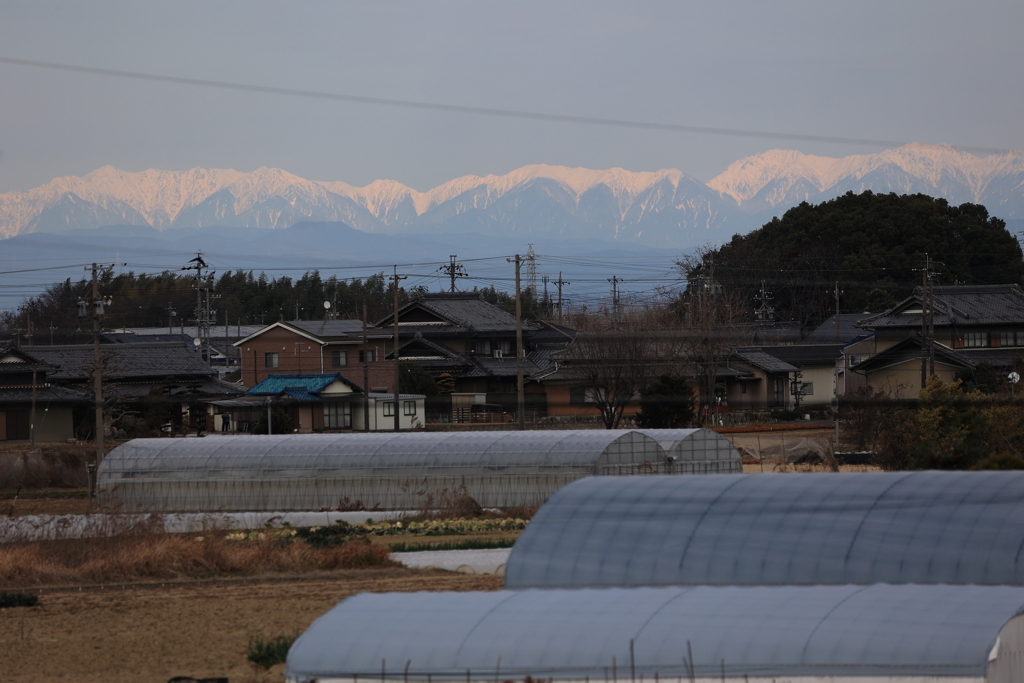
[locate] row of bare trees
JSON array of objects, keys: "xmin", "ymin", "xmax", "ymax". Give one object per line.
[{"xmin": 559, "ymin": 281, "xmax": 747, "ymax": 429}]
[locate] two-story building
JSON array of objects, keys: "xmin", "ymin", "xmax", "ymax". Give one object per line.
[
  {"xmin": 234, "ymin": 319, "xmax": 394, "ymax": 389},
  {"xmin": 851, "ymin": 284, "xmax": 1024, "ymax": 393}
]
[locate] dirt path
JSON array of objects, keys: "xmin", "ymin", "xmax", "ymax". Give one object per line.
[{"xmin": 1, "ymin": 569, "xmax": 503, "ymax": 683}]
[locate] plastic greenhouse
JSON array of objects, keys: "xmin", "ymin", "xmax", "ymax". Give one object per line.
[
  {"xmin": 284, "ymin": 584, "xmax": 1024, "ymax": 683},
  {"xmin": 634, "ymin": 428, "xmax": 741, "ymax": 473},
  {"xmin": 504, "ymin": 470, "xmax": 1024, "ymax": 589},
  {"xmin": 97, "ymin": 429, "xmax": 739, "ymax": 512}
]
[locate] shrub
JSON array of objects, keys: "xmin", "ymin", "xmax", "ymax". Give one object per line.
[
  {"xmin": 247, "ymin": 633, "xmax": 298, "ymax": 670},
  {"xmin": 0, "ymin": 591, "xmax": 39, "ymax": 608}
]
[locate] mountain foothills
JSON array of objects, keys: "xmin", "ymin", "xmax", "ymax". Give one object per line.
[{"xmin": 1, "ymin": 144, "xmax": 1022, "ymax": 247}]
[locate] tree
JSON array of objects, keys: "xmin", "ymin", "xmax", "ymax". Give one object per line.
[
  {"xmin": 694, "ymin": 192, "xmax": 1024, "ymax": 327},
  {"xmin": 673, "ymin": 253, "xmax": 749, "ymax": 425},
  {"xmin": 562, "ymin": 308, "xmax": 683, "ymax": 429},
  {"xmin": 253, "ymin": 403, "xmax": 293, "ymax": 435},
  {"xmin": 436, "ymin": 373, "xmax": 456, "ymax": 394},
  {"xmin": 636, "ymin": 375, "xmax": 696, "ymax": 428},
  {"xmin": 399, "ymin": 363, "xmax": 439, "ymax": 396}
]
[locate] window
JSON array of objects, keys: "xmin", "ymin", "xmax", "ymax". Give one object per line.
[
  {"xmin": 403, "ymin": 400, "xmax": 417, "ymax": 416},
  {"xmin": 1001, "ymin": 332, "xmax": 1024, "ymax": 347},
  {"xmin": 323, "ymin": 403, "xmax": 351, "ymax": 429},
  {"xmin": 359, "ymin": 350, "xmax": 376, "ymax": 363},
  {"xmin": 497, "ymin": 340, "xmax": 513, "ymax": 355},
  {"xmin": 470, "ymin": 340, "xmax": 489, "ymax": 355},
  {"xmin": 964, "ymin": 331, "xmax": 989, "ymax": 348},
  {"xmin": 382, "ymin": 401, "xmax": 395, "ymax": 417},
  {"xmin": 264, "ymin": 352, "xmax": 279, "ymax": 368},
  {"xmin": 771, "ymin": 377, "xmax": 786, "ymax": 406},
  {"xmin": 331, "ymin": 350, "xmax": 347, "ymax": 367},
  {"xmin": 569, "ymin": 387, "xmax": 599, "ymax": 404}
]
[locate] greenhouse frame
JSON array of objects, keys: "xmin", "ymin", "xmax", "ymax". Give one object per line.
[
  {"xmin": 504, "ymin": 470, "xmax": 1024, "ymax": 589},
  {"xmin": 97, "ymin": 430, "xmax": 740, "ymax": 512},
  {"xmin": 634, "ymin": 428, "xmax": 742, "ymax": 473},
  {"xmin": 285, "ymin": 584, "xmax": 1024, "ymax": 683}
]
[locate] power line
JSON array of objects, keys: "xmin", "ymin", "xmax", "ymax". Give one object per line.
[{"xmin": 0, "ymin": 55, "xmax": 1015, "ymax": 154}]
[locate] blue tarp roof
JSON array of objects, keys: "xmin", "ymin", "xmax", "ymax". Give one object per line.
[
  {"xmin": 505, "ymin": 471, "xmax": 1024, "ymax": 589},
  {"xmin": 285, "ymin": 584, "xmax": 1024, "ymax": 681},
  {"xmin": 245, "ymin": 373, "xmax": 359, "ymax": 396}
]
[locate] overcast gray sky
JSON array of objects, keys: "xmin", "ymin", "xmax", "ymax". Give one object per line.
[{"xmin": 1, "ymin": 0, "xmax": 1022, "ymax": 194}]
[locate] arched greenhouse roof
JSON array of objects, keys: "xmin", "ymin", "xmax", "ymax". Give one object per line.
[
  {"xmin": 99, "ymin": 430, "xmax": 666, "ymax": 480},
  {"xmin": 285, "ymin": 584, "xmax": 1024, "ymax": 682},
  {"xmin": 634, "ymin": 428, "xmax": 741, "ymax": 471},
  {"xmin": 504, "ymin": 471, "xmax": 1024, "ymax": 589}
]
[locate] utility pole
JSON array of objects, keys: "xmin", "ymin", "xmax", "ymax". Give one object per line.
[
  {"xmin": 440, "ymin": 254, "xmax": 468, "ymax": 292},
  {"xmin": 363, "ymin": 300, "xmax": 370, "ymax": 432},
  {"xmin": 508, "ymin": 255, "xmax": 526, "ymax": 430},
  {"xmin": 182, "ymin": 252, "xmax": 213, "ymax": 363},
  {"xmin": 917, "ymin": 254, "xmax": 941, "ymax": 388},
  {"xmin": 167, "ymin": 303, "xmax": 176, "ymax": 335},
  {"xmin": 608, "ymin": 276, "xmax": 621, "ymax": 321},
  {"xmin": 77, "ymin": 263, "xmax": 112, "ymax": 474},
  {"xmin": 390, "ymin": 266, "xmax": 407, "ymax": 432},
  {"xmin": 554, "ymin": 272, "xmax": 571, "ymax": 323},
  {"xmin": 833, "ymin": 282, "xmax": 843, "ymax": 342}
]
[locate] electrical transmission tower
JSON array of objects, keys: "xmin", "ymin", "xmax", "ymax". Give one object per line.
[{"xmin": 754, "ymin": 280, "xmax": 775, "ymax": 322}]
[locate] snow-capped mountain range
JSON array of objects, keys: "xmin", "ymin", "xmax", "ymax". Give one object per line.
[{"xmin": 2, "ymin": 144, "xmax": 1022, "ymax": 246}]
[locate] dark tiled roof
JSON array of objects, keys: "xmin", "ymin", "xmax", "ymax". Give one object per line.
[
  {"xmin": 110, "ymin": 377, "xmax": 245, "ymax": 399},
  {"xmin": 29, "ymin": 343, "xmax": 216, "ymax": 381},
  {"xmin": 0, "ymin": 385, "xmax": 90, "ymax": 402},
  {"xmin": 246, "ymin": 372, "xmax": 361, "ymax": 397},
  {"xmin": 732, "ymin": 349, "xmax": 799, "ymax": 373},
  {"xmin": 757, "ymin": 344, "xmax": 845, "ymax": 367},
  {"xmin": 377, "ymin": 292, "xmax": 540, "ymax": 335},
  {"xmin": 803, "ymin": 314, "xmax": 874, "ymax": 344},
  {"xmin": 859, "ymin": 285, "xmax": 1024, "ymax": 329},
  {"xmin": 283, "ymin": 320, "xmax": 367, "ymax": 339}
]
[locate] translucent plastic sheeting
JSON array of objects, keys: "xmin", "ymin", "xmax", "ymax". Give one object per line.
[
  {"xmin": 284, "ymin": 584, "xmax": 1024, "ymax": 682},
  {"xmin": 97, "ymin": 430, "xmax": 739, "ymax": 512},
  {"xmin": 634, "ymin": 428, "xmax": 743, "ymax": 473},
  {"xmin": 504, "ymin": 471, "xmax": 1024, "ymax": 589}
]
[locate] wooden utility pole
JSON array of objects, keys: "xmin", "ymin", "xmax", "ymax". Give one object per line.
[
  {"xmin": 391, "ymin": 266, "xmax": 406, "ymax": 432},
  {"xmin": 554, "ymin": 272, "xmax": 570, "ymax": 322},
  {"xmin": 509, "ymin": 254, "xmax": 526, "ymax": 430},
  {"xmin": 86, "ymin": 263, "xmax": 105, "ymax": 469},
  {"xmin": 362, "ymin": 300, "xmax": 370, "ymax": 432}
]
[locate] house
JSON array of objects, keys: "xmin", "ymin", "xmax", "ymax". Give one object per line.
[
  {"xmin": 28, "ymin": 341, "xmax": 244, "ymax": 436},
  {"xmin": 0, "ymin": 343, "xmax": 87, "ymax": 442},
  {"xmin": 212, "ymin": 372, "xmax": 425, "ymax": 432},
  {"xmin": 725, "ymin": 349, "xmax": 799, "ymax": 411},
  {"xmin": 105, "ymin": 324, "xmax": 265, "ymax": 374},
  {"xmin": 234, "ymin": 320, "xmax": 393, "ymax": 389},
  {"xmin": 853, "ymin": 284, "xmax": 1024, "ymax": 392},
  {"xmin": 375, "ymin": 292, "xmax": 550, "ymax": 392}
]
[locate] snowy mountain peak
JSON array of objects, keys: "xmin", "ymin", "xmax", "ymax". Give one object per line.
[
  {"xmin": 1, "ymin": 145, "xmax": 1023, "ymax": 244},
  {"xmin": 708, "ymin": 144, "xmax": 1024, "ymax": 207}
]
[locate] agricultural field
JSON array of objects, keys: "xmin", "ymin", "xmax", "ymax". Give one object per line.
[{"xmin": 0, "ymin": 431, "xmax": 871, "ymax": 682}]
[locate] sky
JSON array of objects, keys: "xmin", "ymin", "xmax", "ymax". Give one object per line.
[{"xmin": 1, "ymin": 0, "xmax": 1023, "ymax": 194}]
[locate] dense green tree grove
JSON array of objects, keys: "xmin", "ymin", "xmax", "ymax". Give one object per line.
[
  {"xmin": 1, "ymin": 269, "xmax": 413, "ymax": 342},
  {"xmin": 696, "ymin": 192, "xmax": 1024, "ymax": 327}
]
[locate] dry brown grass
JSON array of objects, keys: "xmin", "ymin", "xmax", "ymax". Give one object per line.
[{"xmin": 0, "ymin": 532, "xmax": 395, "ymax": 587}]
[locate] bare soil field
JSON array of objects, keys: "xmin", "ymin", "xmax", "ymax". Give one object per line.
[{"xmin": 2, "ymin": 570, "xmax": 502, "ymax": 683}]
